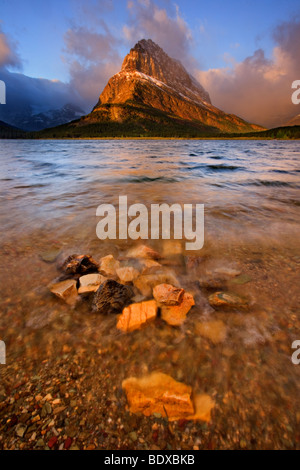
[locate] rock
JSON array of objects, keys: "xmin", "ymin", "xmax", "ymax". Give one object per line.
[
  {"xmin": 15, "ymin": 423, "xmax": 27, "ymax": 438},
  {"xmin": 153, "ymin": 284, "xmax": 184, "ymax": 306},
  {"xmin": 122, "ymin": 372, "xmax": 194, "ymax": 421},
  {"xmin": 122, "ymin": 372, "xmax": 214, "ymax": 422},
  {"xmin": 208, "ymin": 291, "xmax": 249, "ymax": 309},
  {"xmin": 39, "ymin": 247, "xmax": 61, "ymax": 263},
  {"xmin": 230, "ymin": 274, "xmax": 252, "ymax": 285},
  {"xmin": 198, "ymin": 278, "xmax": 226, "ymax": 290},
  {"xmin": 134, "ymin": 271, "xmax": 179, "ymax": 297},
  {"xmin": 116, "ymin": 266, "xmax": 140, "ymax": 284},
  {"xmin": 93, "ymin": 279, "xmax": 134, "ymax": 314},
  {"xmin": 161, "ymin": 293, "xmax": 195, "ymax": 326},
  {"xmin": 98, "ymin": 254, "xmax": 120, "ymax": 277},
  {"xmin": 36, "ymin": 439, "xmax": 45, "ymax": 447},
  {"xmin": 117, "ymin": 300, "xmax": 158, "ymax": 332},
  {"xmin": 140, "ymin": 259, "xmax": 162, "ymax": 274},
  {"xmin": 196, "ymin": 320, "xmax": 227, "ymax": 344},
  {"xmin": 61, "ymin": 254, "xmax": 99, "ymax": 275},
  {"xmin": 78, "ymin": 273, "xmax": 106, "ymax": 294},
  {"xmin": 49, "ymin": 279, "xmax": 78, "ymax": 307},
  {"xmin": 126, "ymin": 245, "xmax": 161, "ymax": 260},
  {"xmin": 64, "ymin": 437, "xmax": 72, "ymax": 450},
  {"xmin": 188, "ymin": 394, "xmax": 215, "ymax": 422},
  {"xmin": 209, "ymin": 266, "xmax": 241, "ymax": 278},
  {"xmin": 48, "ymin": 436, "xmax": 58, "ymax": 449}
]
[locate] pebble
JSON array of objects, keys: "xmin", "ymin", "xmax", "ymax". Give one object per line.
[
  {"xmin": 93, "ymin": 279, "xmax": 134, "ymax": 314},
  {"xmin": 208, "ymin": 291, "xmax": 249, "ymax": 309},
  {"xmin": 153, "ymin": 283, "xmax": 184, "ymax": 306},
  {"xmin": 78, "ymin": 273, "xmax": 107, "ymax": 294},
  {"xmin": 98, "ymin": 255, "xmax": 120, "ymax": 277},
  {"xmin": 62, "ymin": 254, "xmax": 99, "ymax": 275},
  {"xmin": 161, "ymin": 292, "xmax": 195, "ymax": 326},
  {"xmin": 116, "ymin": 266, "xmax": 140, "ymax": 284},
  {"xmin": 49, "ymin": 279, "xmax": 79, "ymax": 307}
]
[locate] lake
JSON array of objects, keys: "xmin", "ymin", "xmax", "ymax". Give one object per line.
[{"xmin": 0, "ymin": 139, "xmax": 299, "ymax": 449}]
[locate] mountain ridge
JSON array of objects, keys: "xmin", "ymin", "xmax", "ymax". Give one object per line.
[{"xmin": 60, "ymin": 39, "xmax": 264, "ymax": 136}]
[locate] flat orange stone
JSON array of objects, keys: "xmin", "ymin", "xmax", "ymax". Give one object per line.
[
  {"xmin": 122, "ymin": 372, "xmax": 194, "ymax": 420},
  {"xmin": 122, "ymin": 372, "xmax": 215, "ymax": 422},
  {"xmin": 117, "ymin": 300, "xmax": 158, "ymax": 332}
]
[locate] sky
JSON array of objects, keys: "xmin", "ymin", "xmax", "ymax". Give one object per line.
[{"xmin": 0, "ymin": 0, "xmax": 300, "ymax": 127}]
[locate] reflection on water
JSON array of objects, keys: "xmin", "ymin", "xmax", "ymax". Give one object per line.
[{"xmin": 0, "ymin": 139, "xmax": 300, "ymax": 449}]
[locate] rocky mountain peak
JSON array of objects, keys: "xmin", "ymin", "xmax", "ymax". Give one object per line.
[
  {"xmin": 90, "ymin": 39, "xmax": 263, "ymax": 134},
  {"xmin": 120, "ymin": 39, "xmax": 211, "ymax": 105}
]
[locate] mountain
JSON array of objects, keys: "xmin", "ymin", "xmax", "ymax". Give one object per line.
[
  {"xmin": 284, "ymin": 114, "xmax": 300, "ymax": 127},
  {"xmin": 0, "ymin": 103, "xmax": 85, "ymax": 132},
  {"xmin": 38, "ymin": 39, "xmax": 263, "ymax": 138},
  {"xmin": 0, "ymin": 119, "xmax": 25, "ymax": 138}
]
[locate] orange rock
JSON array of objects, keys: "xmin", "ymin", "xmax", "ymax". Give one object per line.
[
  {"xmin": 161, "ymin": 292, "xmax": 195, "ymax": 326},
  {"xmin": 153, "ymin": 283, "xmax": 184, "ymax": 306},
  {"xmin": 188, "ymin": 394, "xmax": 215, "ymax": 422},
  {"xmin": 134, "ymin": 271, "xmax": 179, "ymax": 297},
  {"xmin": 116, "ymin": 266, "xmax": 140, "ymax": 284},
  {"xmin": 98, "ymin": 254, "xmax": 120, "ymax": 277},
  {"xmin": 117, "ymin": 300, "xmax": 158, "ymax": 332},
  {"xmin": 195, "ymin": 320, "xmax": 227, "ymax": 344},
  {"xmin": 122, "ymin": 372, "xmax": 194, "ymax": 420},
  {"xmin": 122, "ymin": 372, "xmax": 215, "ymax": 422}
]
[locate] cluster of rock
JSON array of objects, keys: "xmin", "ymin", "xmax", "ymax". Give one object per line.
[
  {"xmin": 49, "ymin": 245, "xmax": 196, "ymax": 331},
  {"xmin": 48, "ymin": 244, "xmax": 251, "ymax": 423}
]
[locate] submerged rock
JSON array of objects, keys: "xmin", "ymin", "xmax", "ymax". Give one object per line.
[
  {"xmin": 116, "ymin": 266, "xmax": 140, "ymax": 284},
  {"xmin": 98, "ymin": 254, "xmax": 120, "ymax": 277},
  {"xmin": 140, "ymin": 258, "xmax": 162, "ymax": 274},
  {"xmin": 61, "ymin": 254, "xmax": 99, "ymax": 275},
  {"xmin": 39, "ymin": 247, "xmax": 61, "ymax": 263},
  {"xmin": 122, "ymin": 372, "xmax": 214, "ymax": 422},
  {"xmin": 198, "ymin": 277, "xmax": 226, "ymax": 290},
  {"xmin": 191, "ymin": 394, "xmax": 215, "ymax": 422},
  {"xmin": 161, "ymin": 292, "xmax": 195, "ymax": 326},
  {"xmin": 208, "ymin": 291, "xmax": 249, "ymax": 309},
  {"xmin": 78, "ymin": 273, "xmax": 106, "ymax": 294},
  {"xmin": 126, "ymin": 245, "xmax": 161, "ymax": 260},
  {"xmin": 196, "ymin": 320, "xmax": 227, "ymax": 344},
  {"xmin": 50, "ymin": 279, "xmax": 78, "ymax": 307},
  {"xmin": 230, "ymin": 274, "xmax": 252, "ymax": 285},
  {"xmin": 134, "ymin": 271, "xmax": 179, "ymax": 297},
  {"xmin": 117, "ymin": 300, "xmax": 158, "ymax": 332},
  {"xmin": 93, "ymin": 279, "xmax": 133, "ymax": 314},
  {"xmin": 122, "ymin": 372, "xmax": 194, "ymax": 420},
  {"xmin": 153, "ymin": 284, "xmax": 184, "ymax": 306}
]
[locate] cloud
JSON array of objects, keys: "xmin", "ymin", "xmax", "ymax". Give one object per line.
[
  {"xmin": 123, "ymin": 0, "xmax": 194, "ymax": 67},
  {"xmin": 63, "ymin": 22, "xmax": 122, "ymax": 108},
  {"xmin": 0, "ymin": 26, "xmax": 21, "ymax": 69},
  {"xmin": 196, "ymin": 19, "xmax": 300, "ymax": 127}
]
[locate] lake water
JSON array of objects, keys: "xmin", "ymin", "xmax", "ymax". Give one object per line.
[{"xmin": 0, "ymin": 139, "xmax": 300, "ymax": 449}]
